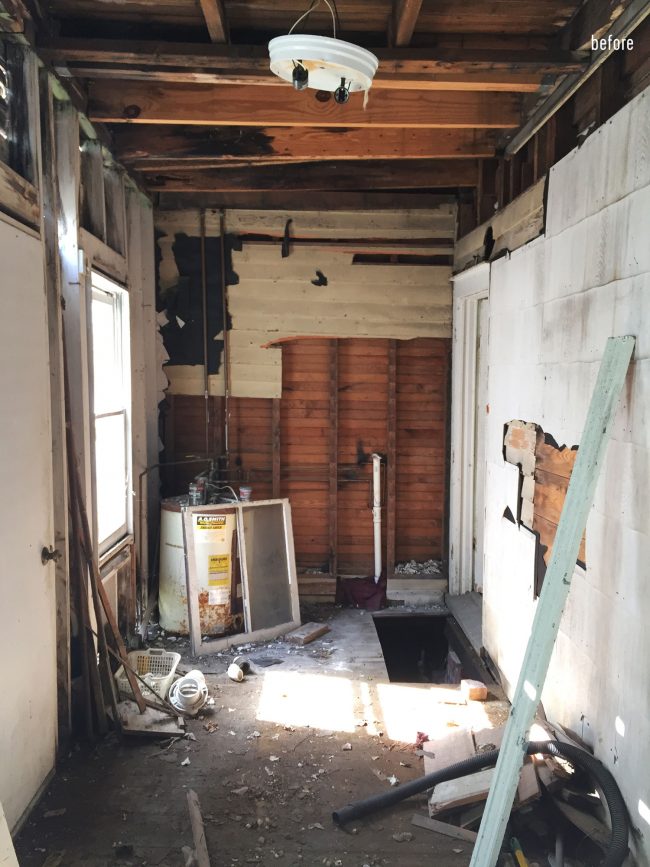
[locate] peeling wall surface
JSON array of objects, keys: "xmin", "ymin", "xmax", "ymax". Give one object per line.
[
  {"xmin": 156, "ymin": 208, "xmax": 455, "ymax": 399},
  {"xmin": 478, "ymin": 89, "xmax": 650, "ymax": 863}
]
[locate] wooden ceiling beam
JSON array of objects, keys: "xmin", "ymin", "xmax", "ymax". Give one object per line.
[
  {"xmin": 40, "ymin": 39, "xmax": 587, "ymax": 79},
  {"xmin": 199, "ymin": 0, "xmax": 228, "ymax": 43},
  {"xmin": 155, "ymin": 190, "xmax": 458, "ymax": 210},
  {"xmin": 113, "ymin": 126, "xmax": 498, "ymax": 164},
  {"xmin": 88, "ymin": 81, "xmax": 522, "ymax": 128},
  {"xmin": 392, "ymin": 0, "xmax": 424, "ymax": 47},
  {"xmin": 143, "ymin": 159, "xmax": 479, "ymax": 192},
  {"xmin": 51, "ymin": 64, "xmax": 545, "ymax": 92}
]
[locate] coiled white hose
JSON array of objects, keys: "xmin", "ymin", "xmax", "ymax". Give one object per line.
[{"xmin": 168, "ymin": 670, "xmax": 209, "ymax": 714}]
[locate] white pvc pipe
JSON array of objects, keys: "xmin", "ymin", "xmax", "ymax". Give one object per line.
[{"xmin": 371, "ymin": 454, "xmax": 382, "ymax": 583}]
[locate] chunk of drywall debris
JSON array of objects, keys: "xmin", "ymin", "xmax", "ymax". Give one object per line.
[{"xmin": 461, "ymin": 679, "xmax": 488, "ymax": 701}]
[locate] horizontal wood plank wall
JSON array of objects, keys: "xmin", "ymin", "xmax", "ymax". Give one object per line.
[
  {"xmin": 395, "ymin": 339, "xmax": 450, "ymax": 563},
  {"xmin": 157, "ymin": 207, "xmax": 455, "ymax": 399}
]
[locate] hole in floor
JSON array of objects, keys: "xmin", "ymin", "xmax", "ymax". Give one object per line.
[{"xmin": 372, "ymin": 613, "xmax": 458, "ymax": 684}]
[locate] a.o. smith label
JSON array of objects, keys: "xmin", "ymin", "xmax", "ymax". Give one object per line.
[{"xmin": 196, "ymin": 515, "xmax": 227, "ymax": 530}]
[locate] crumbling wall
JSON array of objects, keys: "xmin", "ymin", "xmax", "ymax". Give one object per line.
[{"xmin": 480, "ymin": 89, "xmax": 650, "ymax": 865}]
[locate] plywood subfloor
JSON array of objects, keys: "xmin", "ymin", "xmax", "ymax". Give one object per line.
[{"xmin": 15, "ymin": 606, "xmax": 508, "ymax": 866}]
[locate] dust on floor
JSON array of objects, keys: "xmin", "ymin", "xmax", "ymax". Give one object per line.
[{"xmin": 15, "ymin": 606, "xmax": 508, "ymax": 867}]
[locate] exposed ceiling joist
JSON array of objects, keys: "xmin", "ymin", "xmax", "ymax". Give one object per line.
[
  {"xmin": 113, "ymin": 126, "xmax": 498, "ymax": 165},
  {"xmin": 53, "ymin": 65, "xmax": 546, "ymax": 93},
  {"xmin": 155, "ymin": 190, "xmax": 459, "ymax": 210},
  {"xmin": 40, "ymin": 39, "xmax": 586, "ymax": 80},
  {"xmin": 88, "ymin": 81, "xmax": 522, "ymax": 128},
  {"xmin": 199, "ymin": 0, "xmax": 228, "ymax": 43},
  {"xmin": 392, "ymin": 0, "xmax": 424, "ymax": 46},
  {"xmin": 144, "ymin": 158, "xmax": 479, "ymax": 192}
]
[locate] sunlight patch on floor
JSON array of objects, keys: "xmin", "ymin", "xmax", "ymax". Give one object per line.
[{"xmin": 256, "ymin": 671, "xmax": 357, "ymax": 733}]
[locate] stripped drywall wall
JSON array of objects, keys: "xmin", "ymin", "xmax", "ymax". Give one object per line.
[
  {"xmin": 155, "ymin": 207, "xmax": 456, "ymax": 399},
  {"xmin": 475, "ymin": 88, "xmax": 650, "ymax": 865}
]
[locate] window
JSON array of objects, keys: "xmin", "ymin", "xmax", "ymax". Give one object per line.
[{"xmin": 91, "ymin": 272, "xmax": 131, "ymax": 552}]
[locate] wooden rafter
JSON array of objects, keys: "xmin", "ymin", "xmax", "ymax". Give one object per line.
[
  {"xmin": 199, "ymin": 0, "xmax": 229, "ymax": 43},
  {"xmin": 40, "ymin": 39, "xmax": 586, "ymax": 83},
  {"xmin": 88, "ymin": 81, "xmax": 522, "ymax": 129},
  {"xmin": 392, "ymin": 0, "xmax": 423, "ymax": 46},
  {"xmin": 143, "ymin": 158, "xmax": 479, "ymax": 192},
  {"xmin": 156, "ymin": 190, "xmax": 458, "ymax": 209},
  {"xmin": 113, "ymin": 126, "xmax": 497, "ymax": 165}
]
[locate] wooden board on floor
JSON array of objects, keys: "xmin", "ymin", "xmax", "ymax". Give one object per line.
[
  {"xmin": 423, "ymin": 727, "xmax": 476, "ymax": 775},
  {"xmin": 429, "ymin": 768, "xmax": 495, "ymax": 815},
  {"xmin": 118, "ymin": 700, "xmax": 185, "ymax": 738},
  {"xmin": 285, "ymin": 622, "xmax": 331, "ymax": 645},
  {"xmin": 187, "ymin": 789, "xmax": 211, "ymax": 867},
  {"xmin": 412, "ymin": 813, "xmax": 479, "ymax": 842}
]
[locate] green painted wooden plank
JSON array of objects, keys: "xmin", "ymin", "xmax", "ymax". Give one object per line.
[{"xmin": 469, "ymin": 335, "xmax": 635, "ymax": 867}]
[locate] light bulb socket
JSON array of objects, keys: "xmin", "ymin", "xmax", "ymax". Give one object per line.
[{"xmin": 292, "ymin": 63, "xmax": 309, "ymax": 90}]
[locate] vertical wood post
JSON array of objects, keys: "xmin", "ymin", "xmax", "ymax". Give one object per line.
[
  {"xmin": 386, "ymin": 340, "xmax": 397, "ymax": 580},
  {"xmin": 470, "ymin": 336, "xmax": 635, "ymax": 867},
  {"xmin": 328, "ymin": 340, "xmax": 338, "ymax": 579},
  {"xmin": 272, "ymin": 397, "xmax": 281, "ymax": 498}
]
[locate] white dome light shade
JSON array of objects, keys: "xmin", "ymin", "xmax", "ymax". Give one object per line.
[{"xmin": 269, "ymin": 34, "xmax": 379, "ymax": 93}]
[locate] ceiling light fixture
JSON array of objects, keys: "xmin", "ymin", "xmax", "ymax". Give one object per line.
[{"xmin": 268, "ymin": 0, "xmax": 378, "ymax": 103}]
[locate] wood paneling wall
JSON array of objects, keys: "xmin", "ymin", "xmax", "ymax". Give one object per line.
[
  {"xmin": 164, "ymin": 336, "xmax": 450, "ymax": 577},
  {"xmin": 157, "ymin": 206, "xmax": 455, "ymax": 399}
]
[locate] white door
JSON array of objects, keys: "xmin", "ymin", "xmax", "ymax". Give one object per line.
[{"xmin": 0, "ymin": 216, "xmax": 57, "ymax": 829}]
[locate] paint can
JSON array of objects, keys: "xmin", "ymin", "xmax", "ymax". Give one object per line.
[{"xmin": 239, "ymin": 485, "xmax": 252, "ymax": 502}]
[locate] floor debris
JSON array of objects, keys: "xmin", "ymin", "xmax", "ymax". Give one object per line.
[{"xmin": 285, "ymin": 622, "xmax": 331, "ymax": 645}]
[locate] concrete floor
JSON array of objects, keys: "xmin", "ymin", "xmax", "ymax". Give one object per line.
[{"xmin": 16, "ymin": 605, "xmax": 509, "ymax": 867}]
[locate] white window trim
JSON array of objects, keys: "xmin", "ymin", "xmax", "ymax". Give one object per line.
[{"xmin": 90, "ymin": 269, "xmax": 132, "ymax": 556}]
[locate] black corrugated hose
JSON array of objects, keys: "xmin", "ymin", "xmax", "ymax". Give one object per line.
[{"xmin": 332, "ymin": 739, "xmax": 629, "ymax": 867}]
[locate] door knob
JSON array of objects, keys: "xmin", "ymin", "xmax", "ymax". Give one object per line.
[{"xmin": 41, "ymin": 546, "xmax": 62, "ymax": 565}]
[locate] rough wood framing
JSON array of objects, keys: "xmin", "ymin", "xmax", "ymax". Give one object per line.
[
  {"xmin": 0, "ymin": 161, "xmax": 39, "ymax": 226},
  {"xmin": 87, "ymin": 81, "xmax": 522, "ymax": 129},
  {"xmin": 393, "ymin": 0, "xmax": 423, "ymax": 46},
  {"xmin": 114, "ymin": 127, "xmax": 499, "ymax": 165},
  {"xmin": 328, "ymin": 340, "xmax": 338, "ymax": 579},
  {"xmin": 386, "ymin": 340, "xmax": 397, "ymax": 578},
  {"xmin": 199, "ymin": 0, "xmax": 228, "ymax": 43},
  {"xmin": 470, "ymin": 335, "xmax": 635, "ymax": 867},
  {"xmin": 454, "ymin": 178, "xmax": 546, "ymax": 272}
]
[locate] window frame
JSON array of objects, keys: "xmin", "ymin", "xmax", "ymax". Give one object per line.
[{"xmin": 89, "ymin": 269, "xmax": 132, "ymax": 556}]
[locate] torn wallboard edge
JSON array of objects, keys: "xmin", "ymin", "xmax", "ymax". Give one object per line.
[
  {"xmin": 182, "ymin": 499, "xmax": 301, "ymax": 657},
  {"xmin": 469, "ymin": 335, "xmax": 635, "ymax": 867}
]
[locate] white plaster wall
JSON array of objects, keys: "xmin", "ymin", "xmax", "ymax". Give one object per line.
[{"xmin": 480, "ymin": 89, "xmax": 650, "ymax": 863}]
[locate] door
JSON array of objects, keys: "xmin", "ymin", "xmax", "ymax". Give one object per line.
[
  {"xmin": 472, "ymin": 298, "xmax": 489, "ymax": 592},
  {"xmin": 0, "ymin": 216, "xmax": 57, "ymax": 829}
]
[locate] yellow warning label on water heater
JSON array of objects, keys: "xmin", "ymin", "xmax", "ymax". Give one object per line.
[
  {"xmin": 208, "ymin": 553, "xmax": 230, "ymax": 574},
  {"xmin": 197, "ymin": 515, "xmax": 227, "ymax": 530}
]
